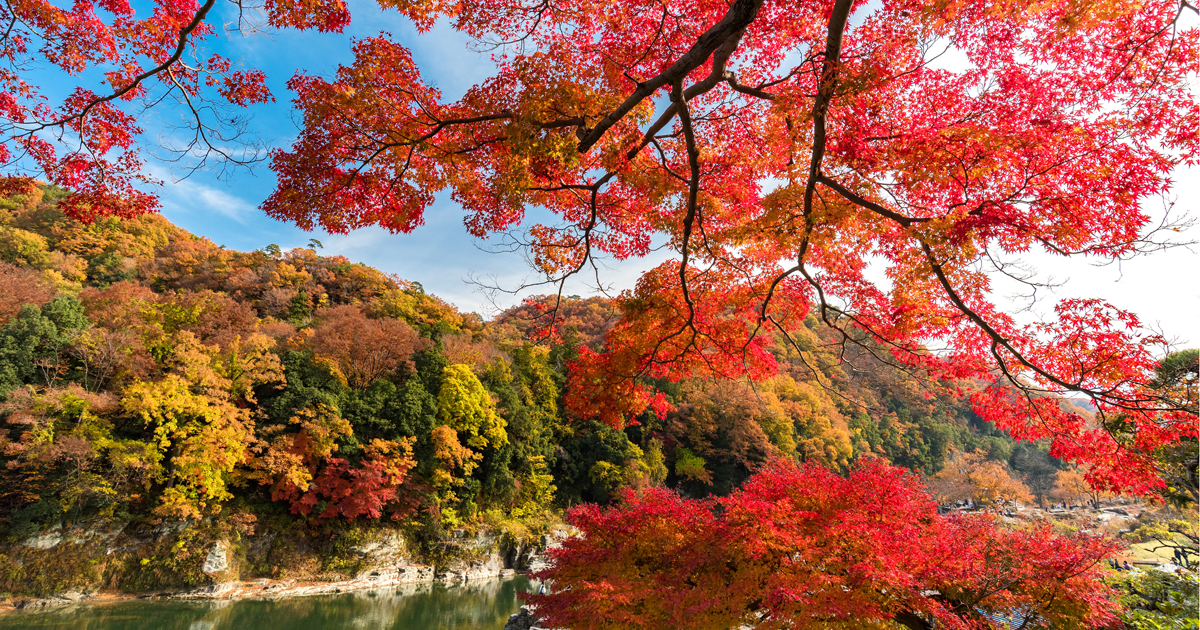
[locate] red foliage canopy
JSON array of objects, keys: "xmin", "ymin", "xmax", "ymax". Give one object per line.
[
  {"xmin": 264, "ymin": 0, "xmax": 1197, "ymax": 493},
  {"xmin": 2, "ymin": 0, "xmax": 1196, "ymax": 492},
  {"xmin": 0, "ymin": 0, "xmax": 281, "ymax": 215},
  {"xmin": 532, "ymin": 459, "xmax": 1120, "ymax": 630}
]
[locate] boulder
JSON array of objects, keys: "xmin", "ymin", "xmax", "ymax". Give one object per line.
[
  {"xmin": 21, "ymin": 526, "xmax": 63, "ymax": 550},
  {"xmin": 58, "ymin": 590, "xmax": 88, "ymax": 602},
  {"xmin": 504, "ymin": 605, "xmax": 541, "ymax": 630}
]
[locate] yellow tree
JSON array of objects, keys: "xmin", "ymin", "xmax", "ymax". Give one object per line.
[
  {"xmin": 766, "ymin": 375, "xmax": 854, "ymax": 469},
  {"xmin": 430, "ymin": 364, "xmax": 508, "ymax": 524},
  {"xmin": 930, "ymin": 450, "xmax": 1033, "ymax": 507},
  {"xmin": 437, "ymin": 364, "xmax": 508, "ymax": 450},
  {"xmin": 122, "ymin": 332, "xmax": 284, "ymax": 518},
  {"xmin": 1054, "ymin": 468, "xmax": 1100, "ymax": 507}
]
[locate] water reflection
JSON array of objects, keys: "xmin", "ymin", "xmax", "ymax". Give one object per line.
[{"xmin": 0, "ymin": 576, "xmax": 533, "ymax": 630}]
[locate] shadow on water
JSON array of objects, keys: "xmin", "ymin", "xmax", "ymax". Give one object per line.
[{"xmin": 0, "ymin": 576, "xmax": 533, "ymax": 630}]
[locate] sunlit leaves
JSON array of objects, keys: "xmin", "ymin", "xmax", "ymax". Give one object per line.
[
  {"xmin": 437, "ymin": 364, "xmax": 507, "ymax": 450},
  {"xmin": 534, "ymin": 458, "xmax": 1120, "ymax": 630},
  {"xmin": 263, "ymin": 37, "xmax": 449, "ymax": 234},
  {"xmin": 564, "ymin": 262, "xmax": 808, "ymax": 428},
  {"xmin": 122, "ymin": 372, "xmax": 252, "ymax": 519},
  {"xmin": 254, "ymin": 0, "xmax": 1197, "ymax": 495}
]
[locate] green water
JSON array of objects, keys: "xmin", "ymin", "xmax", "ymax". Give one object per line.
[{"xmin": 0, "ymin": 577, "xmax": 533, "ymax": 630}]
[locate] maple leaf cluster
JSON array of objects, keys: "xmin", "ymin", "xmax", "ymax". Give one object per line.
[{"xmin": 0, "ymin": 0, "xmax": 282, "ymax": 216}]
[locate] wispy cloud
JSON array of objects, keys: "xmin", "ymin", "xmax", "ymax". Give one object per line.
[{"xmin": 150, "ymin": 171, "xmax": 257, "ymax": 225}]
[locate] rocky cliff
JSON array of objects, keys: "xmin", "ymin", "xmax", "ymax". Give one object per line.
[{"xmin": 0, "ymin": 520, "xmax": 569, "ymax": 610}]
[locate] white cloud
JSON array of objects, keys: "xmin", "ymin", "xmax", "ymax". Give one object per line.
[{"xmin": 145, "ymin": 166, "xmax": 257, "ymax": 225}]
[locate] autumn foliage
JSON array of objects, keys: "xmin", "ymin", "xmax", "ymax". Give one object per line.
[
  {"xmin": 929, "ymin": 449, "xmax": 1034, "ymax": 506},
  {"xmin": 0, "ymin": 184, "xmax": 1195, "ymax": 623},
  {"xmin": 534, "ymin": 459, "xmax": 1120, "ymax": 630},
  {"xmin": 306, "ymin": 304, "xmax": 428, "ymax": 388},
  {"xmin": 267, "ymin": 0, "xmax": 1196, "ymax": 495},
  {"xmin": 0, "ymin": 0, "xmax": 1195, "ymax": 501},
  {"xmin": 0, "ymin": 185, "xmax": 1122, "ymax": 526},
  {"xmin": 1, "ymin": 0, "xmax": 1198, "ymax": 616},
  {"xmin": 0, "ymin": 191, "xmax": 444, "ymax": 523}
]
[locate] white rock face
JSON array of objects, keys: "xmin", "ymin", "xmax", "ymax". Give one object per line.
[
  {"xmin": 352, "ymin": 532, "xmax": 408, "ymax": 565},
  {"xmin": 526, "ymin": 529, "xmax": 571, "ymax": 573},
  {"xmin": 202, "ymin": 542, "xmax": 229, "ymax": 574},
  {"xmin": 22, "ymin": 527, "xmax": 63, "ymax": 550}
]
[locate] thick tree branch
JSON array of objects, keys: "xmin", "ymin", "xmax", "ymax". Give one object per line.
[
  {"xmin": 801, "ymin": 0, "xmax": 855, "ymax": 218},
  {"xmin": 817, "ymin": 174, "xmax": 930, "ymax": 227},
  {"xmin": 670, "ymin": 78, "xmax": 701, "ymax": 339},
  {"xmin": 624, "ymin": 21, "xmax": 754, "ymax": 161},
  {"xmin": 578, "ymin": 0, "xmax": 764, "ymax": 152}
]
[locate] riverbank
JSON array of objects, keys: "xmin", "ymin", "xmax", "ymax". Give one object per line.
[
  {"xmin": 0, "ymin": 575, "xmax": 537, "ymax": 630},
  {"xmin": 0, "ymin": 518, "xmax": 568, "ymax": 613},
  {"xmin": 2, "ymin": 565, "xmax": 525, "ymax": 612}
]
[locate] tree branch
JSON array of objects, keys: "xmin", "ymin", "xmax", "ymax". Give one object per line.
[
  {"xmin": 817, "ymin": 174, "xmax": 930, "ymax": 227},
  {"xmin": 801, "ymin": 0, "xmax": 856, "ymax": 218},
  {"xmin": 41, "ymin": 0, "xmax": 217, "ymax": 130},
  {"xmin": 577, "ymin": 0, "xmax": 764, "ymax": 152}
]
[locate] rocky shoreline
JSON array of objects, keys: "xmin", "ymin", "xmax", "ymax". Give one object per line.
[
  {"xmin": 504, "ymin": 604, "xmax": 556, "ymax": 630},
  {"xmin": 4, "ymin": 566, "xmax": 525, "ymax": 611},
  {"xmin": 0, "ymin": 522, "xmax": 569, "ymax": 613}
]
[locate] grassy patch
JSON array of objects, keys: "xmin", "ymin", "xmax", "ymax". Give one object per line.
[
  {"xmin": 0, "ymin": 543, "xmax": 104, "ymax": 597},
  {"xmin": 115, "ymin": 527, "xmax": 219, "ymax": 592}
]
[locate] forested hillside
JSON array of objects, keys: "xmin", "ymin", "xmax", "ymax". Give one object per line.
[{"xmin": 0, "ymin": 183, "xmax": 1059, "ymax": 543}]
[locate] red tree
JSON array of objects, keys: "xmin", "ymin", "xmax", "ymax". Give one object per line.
[
  {"xmin": 252, "ymin": 0, "xmax": 1194, "ymax": 493},
  {"xmin": 533, "ymin": 459, "xmax": 1121, "ymax": 630},
  {"xmin": 2, "ymin": 0, "xmax": 1195, "ymax": 505}
]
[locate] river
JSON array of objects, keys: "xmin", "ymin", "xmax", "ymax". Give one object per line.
[{"xmin": 0, "ymin": 576, "xmax": 533, "ymax": 630}]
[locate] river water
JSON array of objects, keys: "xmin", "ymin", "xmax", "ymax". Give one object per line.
[{"xmin": 0, "ymin": 576, "xmax": 533, "ymax": 630}]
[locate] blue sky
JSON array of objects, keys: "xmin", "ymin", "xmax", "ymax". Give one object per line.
[
  {"xmin": 72, "ymin": 1, "xmax": 1198, "ymax": 347},
  {"xmin": 142, "ymin": 0, "xmax": 672, "ymax": 316}
]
